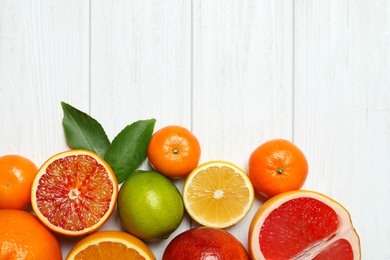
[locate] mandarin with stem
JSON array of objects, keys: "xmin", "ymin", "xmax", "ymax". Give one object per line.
[
  {"xmin": 248, "ymin": 139, "xmax": 308, "ymax": 198},
  {"xmin": 147, "ymin": 125, "xmax": 201, "ymax": 177}
]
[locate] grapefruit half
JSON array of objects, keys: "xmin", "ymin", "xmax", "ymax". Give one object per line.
[{"xmin": 248, "ymin": 190, "xmax": 361, "ymax": 260}]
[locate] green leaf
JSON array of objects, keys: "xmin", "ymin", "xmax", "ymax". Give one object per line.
[
  {"xmin": 105, "ymin": 119, "xmax": 156, "ymax": 183},
  {"xmin": 61, "ymin": 101, "xmax": 110, "ymax": 158}
]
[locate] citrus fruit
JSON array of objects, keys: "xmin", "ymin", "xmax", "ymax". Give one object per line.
[
  {"xmin": 66, "ymin": 230, "xmax": 156, "ymax": 260},
  {"xmin": 0, "ymin": 154, "xmax": 38, "ymax": 209},
  {"xmin": 31, "ymin": 149, "xmax": 118, "ymax": 236},
  {"xmin": 162, "ymin": 227, "xmax": 249, "ymax": 260},
  {"xmin": 117, "ymin": 170, "xmax": 184, "ymax": 240},
  {"xmin": 0, "ymin": 209, "xmax": 62, "ymax": 259},
  {"xmin": 248, "ymin": 190, "xmax": 361, "ymax": 260},
  {"xmin": 147, "ymin": 125, "xmax": 201, "ymax": 177},
  {"xmin": 182, "ymin": 160, "xmax": 254, "ymax": 228},
  {"xmin": 248, "ymin": 138, "xmax": 309, "ymax": 198}
]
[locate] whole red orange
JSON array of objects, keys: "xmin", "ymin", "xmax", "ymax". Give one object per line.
[{"xmin": 162, "ymin": 227, "xmax": 249, "ymax": 260}]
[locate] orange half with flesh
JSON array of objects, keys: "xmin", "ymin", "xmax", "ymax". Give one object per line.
[
  {"xmin": 31, "ymin": 149, "xmax": 118, "ymax": 236},
  {"xmin": 66, "ymin": 230, "xmax": 156, "ymax": 260}
]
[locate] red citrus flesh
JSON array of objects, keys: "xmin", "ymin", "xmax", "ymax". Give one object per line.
[
  {"xmin": 32, "ymin": 150, "xmax": 118, "ymax": 236},
  {"xmin": 313, "ymin": 239, "xmax": 354, "ymax": 259},
  {"xmin": 249, "ymin": 190, "xmax": 360, "ymax": 260},
  {"xmin": 260, "ymin": 197, "xmax": 339, "ymax": 259}
]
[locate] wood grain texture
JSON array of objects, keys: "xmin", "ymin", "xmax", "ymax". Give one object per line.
[
  {"xmin": 0, "ymin": 0, "xmax": 89, "ymax": 165},
  {"xmin": 294, "ymin": 1, "xmax": 390, "ymax": 258},
  {"xmin": 90, "ymin": 0, "xmax": 192, "ymax": 138},
  {"xmin": 192, "ymin": 0, "xmax": 293, "ymax": 247},
  {"xmin": 0, "ymin": 0, "xmax": 389, "ymax": 258},
  {"xmin": 89, "ymin": 0, "xmax": 192, "ymax": 257}
]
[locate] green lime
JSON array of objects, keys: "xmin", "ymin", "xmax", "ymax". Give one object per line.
[{"xmin": 117, "ymin": 170, "xmax": 184, "ymax": 240}]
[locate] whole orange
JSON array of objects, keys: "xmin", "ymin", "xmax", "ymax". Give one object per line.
[
  {"xmin": 0, "ymin": 154, "xmax": 38, "ymax": 209},
  {"xmin": 248, "ymin": 139, "xmax": 308, "ymax": 198},
  {"xmin": 147, "ymin": 125, "xmax": 201, "ymax": 177},
  {"xmin": 162, "ymin": 227, "xmax": 249, "ymax": 260},
  {"xmin": 0, "ymin": 209, "xmax": 62, "ymax": 259}
]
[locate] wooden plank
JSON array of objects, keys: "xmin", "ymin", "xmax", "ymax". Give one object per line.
[
  {"xmin": 0, "ymin": 0, "xmax": 388, "ymax": 258},
  {"xmin": 0, "ymin": 2, "xmax": 89, "ymax": 257},
  {"xmin": 294, "ymin": 1, "xmax": 390, "ymax": 258},
  {"xmin": 0, "ymin": 1, "xmax": 89, "ymax": 165},
  {"xmin": 90, "ymin": 0, "xmax": 192, "ymax": 138},
  {"xmin": 192, "ymin": 0, "xmax": 294, "ymax": 248},
  {"xmin": 90, "ymin": 1, "xmax": 192, "ymax": 258}
]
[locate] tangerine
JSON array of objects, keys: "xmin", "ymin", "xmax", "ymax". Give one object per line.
[
  {"xmin": 0, "ymin": 209, "xmax": 62, "ymax": 259},
  {"xmin": 0, "ymin": 154, "xmax": 38, "ymax": 209},
  {"xmin": 147, "ymin": 125, "xmax": 201, "ymax": 177},
  {"xmin": 31, "ymin": 149, "xmax": 118, "ymax": 236},
  {"xmin": 248, "ymin": 139, "xmax": 308, "ymax": 198},
  {"xmin": 248, "ymin": 190, "xmax": 361, "ymax": 259}
]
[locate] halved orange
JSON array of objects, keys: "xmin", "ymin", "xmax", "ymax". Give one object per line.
[
  {"xmin": 248, "ymin": 190, "xmax": 361, "ymax": 260},
  {"xmin": 182, "ymin": 160, "xmax": 254, "ymax": 228},
  {"xmin": 66, "ymin": 230, "xmax": 156, "ymax": 260},
  {"xmin": 31, "ymin": 149, "xmax": 118, "ymax": 236}
]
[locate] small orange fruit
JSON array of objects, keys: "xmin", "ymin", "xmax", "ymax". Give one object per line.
[
  {"xmin": 31, "ymin": 149, "xmax": 118, "ymax": 236},
  {"xmin": 248, "ymin": 190, "xmax": 361, "ymax": 260},
  {"xmin": 248, "ymin": 139, "xmax": 308, "ymax": 198},
  {"xmin": 182, "ymin": 160, "xmax": 254, "ymax": 228},
  {"xmin": 147, "ymin": 125, "xmax": 201, "ymax": 177},
  {"xmin": 163, "ymin": 227, "xmax": 250, "ymax": 260},
  {"xmin": 66, "ymin": 230, "xmax": 156, "ymax": 260},
  {"xmin": 0, "ymin": 209, "xmax": 62, "ymax": 259},
  {"xmin": 0, "ymin": 154, "xmax": 38, "ymax": 209}
]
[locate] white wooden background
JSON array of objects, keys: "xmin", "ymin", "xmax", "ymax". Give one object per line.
[{"xmin": 0, "ymin": 1, "xmax": 389, "ymax": 259}]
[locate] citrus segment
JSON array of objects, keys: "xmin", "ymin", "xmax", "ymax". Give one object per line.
[
  {"xmin": 0, "ymin": 209, "xmax": 62, "ymax": 259},
  {"xmin": 66, "ymin": 230, "xmax": 156, "ymax": 260},
  {"xmin": 183, "ymin": 160, "xmax": 254, "ymax": 228},
  {"xmin": 31, "ymin": 149, "xmax": 118, "ymax": 236},
  {"xmin": 248, "ymin": 190, "xmax": 361, "ymax": 260},
  {"xmin": 313, "ymin": 238, "xmax": 356, "ymax": 259}
]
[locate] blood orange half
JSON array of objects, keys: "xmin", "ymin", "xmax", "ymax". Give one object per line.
[
  {"xmin": 248, "ymin": 190, "xmax": 361, "ymax": 260},
  {"xmin": 31, "ymin": 150, "xmax": 118, "ymax": 236}
]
